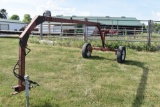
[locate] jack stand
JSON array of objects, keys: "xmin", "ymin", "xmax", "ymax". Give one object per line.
[{"xmin": 24, "ymin": 75, "xmax": 29, "ymax": 107}]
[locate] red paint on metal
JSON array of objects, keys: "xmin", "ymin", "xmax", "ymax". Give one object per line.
[
  {"xmin": 92, "ymin": 47, "xmax": 117, "ymax": 52},
  {"xmin": 12, "ymin": 15, "xmax": 120, "ymax": 94},
  {"xmin": 12, "ymin": 15, "xmax": 104, "ymax": 93}
]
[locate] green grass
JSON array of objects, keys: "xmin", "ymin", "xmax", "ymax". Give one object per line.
[{"xmin": 1, "ymin": 37, "xmax": 160, "ymax": 107}]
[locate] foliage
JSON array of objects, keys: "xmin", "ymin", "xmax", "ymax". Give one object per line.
[
  {"xmin": 0, "ymin": 9, "xmax": 6, "ymax": 13},
  {"xmin": 22, "ymin": 14, "xmax": 32, "ymax": 23},
  {"xmin": 105, "ymin": 41, "xmax": 160, "ymax": 52},
  {"xmin": 29, "ymin": 36, "xmax": 160, "ymax": 52},
  {"xmin": 143, "ymin": 22, "xmax": 160, "ymax": 33},
  {"xmin": 9, "ymin": 14, "xmax": 20, "ymax": 20},
  {"xmin": 153, "ymin": 22, "xmax": 160, "ymax": 33},
  {"xmin": 0, "ymin": 8, "xmax": 7, "ymax": 19}
]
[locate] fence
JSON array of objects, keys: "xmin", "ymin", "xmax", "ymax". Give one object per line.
[{"xmin": 36, "ymin": 19, "xmax": 160, "ymax": 47}]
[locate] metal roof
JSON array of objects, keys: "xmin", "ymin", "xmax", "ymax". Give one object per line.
[
  {"xmin": 0, "ymin": 19, "xmax": 26, "ymax": 24},
  {"xmin": 53, "ymin": 16, "xmax": 143, "ymax": 26}
]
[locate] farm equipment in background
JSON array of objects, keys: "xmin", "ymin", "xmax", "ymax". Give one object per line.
[
  {"xmin": 12, "ymin": 10, "xmax": 126, "ymax": 94},
  {"xmin": 92, "ymin": 28, "xmax": 118, "ymax": 36}
]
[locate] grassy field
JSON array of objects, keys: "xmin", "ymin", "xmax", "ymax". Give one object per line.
[{"xmin": 0, "ymin": 37, "xmax": 160, "ymax": 107}]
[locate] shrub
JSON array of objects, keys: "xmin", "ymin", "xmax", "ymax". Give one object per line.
[{"xmin": 29, "ymin": 36, "xmax": 160, "ymax": 52}]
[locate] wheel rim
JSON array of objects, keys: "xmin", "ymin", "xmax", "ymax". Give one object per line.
[
  {"xmin": 87, "ymin": 45, "xmax": 92, "ymax": 57},
  {"xmin": 87, "ymin": 51, "xmax": 91, "ymax": 57},
  {"xmin": 122, "ymin": 49, "xmax": 125, "ymax": 60}
]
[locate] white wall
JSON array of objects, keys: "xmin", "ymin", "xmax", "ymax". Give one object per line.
[
  {"xmin": 0, "ymin": 24, "xmax": 9, "ymax": 30},
  {"xmin": 0, "ymin": 21, "xmax": 26, "ymax": 31},
  {"xmin": 9, "ymin": 23, "xmax": 26, "ymax": 31}
]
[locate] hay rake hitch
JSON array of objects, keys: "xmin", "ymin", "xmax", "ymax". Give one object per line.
[{"xmin": 12, "ymin": 11, "xmax": 126, "ymax": 94}]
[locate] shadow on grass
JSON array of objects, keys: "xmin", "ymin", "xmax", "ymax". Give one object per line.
[
  {"xmin": 32, "ymin": 102, "xmax": 59, "ymax": 107},
  {"xmin": 89, "ymin": 56, "xmax": 115, "ymax": 61},
  {"xmin": 123, "ymin": 60, "xmax": 149, "ymax": 107}
]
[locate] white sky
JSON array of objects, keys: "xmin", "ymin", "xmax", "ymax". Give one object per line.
[{"xmin": 0, "ymin": 0, "xmax": 160, "ymax": 21}]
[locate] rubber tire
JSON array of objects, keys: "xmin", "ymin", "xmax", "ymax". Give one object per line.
[
  {"xmin": 117, "ymin": 46, "xmax": 126, "ymax": 63},
  {"xmin": 82, "ymin": 43, "xmax": 92, "ymax": 58}
]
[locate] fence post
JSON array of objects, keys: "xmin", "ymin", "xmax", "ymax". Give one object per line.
[
  {"xmin": 125, "ymin": 28, "xmax": 127, "ymax": 35},
  {"xmin": 24, "ymin": 75, "xmax": 30, "ymax": 107},
  {"xmin": 83, "ymin": 18, "xmax": 88, "ymax": 41},
  {"xmin": 117, "ymin": 20, "xmax": 119, "ymax": 36},
  {"xmin": 147, "ymin": 20, "xmax": 153, "ymax": 46},
  {"xmin": 83, "ymin": 24, "xmax": 87, "ymax": 41},
  {"xmin": 60, "ymin": 23, "xmax": 63, "ymax": 36},
  {"xmin": 48, "ymin": 21, "xmax": 50, "ymax": 35},
  {"xmin": 134, "ymin": 28, "xmax": 136, "ymax": 39},
  {"xmin": 40, "ymin": 23, "xmax": 43, "ymax": 40}
]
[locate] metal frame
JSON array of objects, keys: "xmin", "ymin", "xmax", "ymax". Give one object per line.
[{"xmin": 12, "ymin": 15, "xmax": 116, "ymax": 93}]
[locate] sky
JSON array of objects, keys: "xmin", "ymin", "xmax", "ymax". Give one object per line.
[{"xmin": 0, "ymin": 0, "xmax": 160, "ymax": 21}]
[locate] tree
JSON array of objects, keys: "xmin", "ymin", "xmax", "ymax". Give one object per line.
[
  {"xmin": 0, "ymin": 8, "xmax": 8, "ymax": 19},
  {"xmin": 22, "ymin": 14, "xmax": 32, "ymax": 23},
  {"xmin": 153, "ymin": 23, "xmax": 160, "ymax": 33},
  {"xmin": 9, "ymin": 14, "xmax": 20, "ymax": 20}
]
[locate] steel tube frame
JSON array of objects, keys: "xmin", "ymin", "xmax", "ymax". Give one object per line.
[{"xmin": 12, "ymin": 15, "xmax": 107, "ymax": 93}]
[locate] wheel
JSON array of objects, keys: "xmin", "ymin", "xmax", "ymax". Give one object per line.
[
  {"xmin": 82, "ymin": 43, "xmax": 92, "ymax": 58},
  {"xmin": 117, "ymin": 46, "xmax": 126, "ymax": 63}
]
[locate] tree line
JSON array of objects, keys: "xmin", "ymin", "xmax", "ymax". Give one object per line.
[{"xmin": 0, "ymin": 8, "xmax": 32, "ymax": 23}]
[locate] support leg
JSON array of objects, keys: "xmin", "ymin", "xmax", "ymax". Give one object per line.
[{"xmin": 12, "ymin": 44, "xmax": 26, "ymax": 94}]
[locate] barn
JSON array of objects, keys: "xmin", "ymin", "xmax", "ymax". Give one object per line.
[
  {"xmin": 0, "ymin": 19, "xmax": 26, "ymax": 31},
  {"xmin": 36, "ymin": 15, "xmax": 145, "ymax": 36}
]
